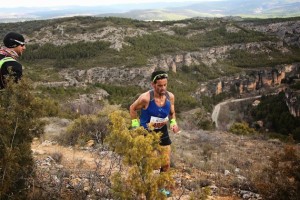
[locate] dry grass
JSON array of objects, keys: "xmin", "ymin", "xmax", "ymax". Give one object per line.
[
  {"xmin": 30, "ymin": 117, "xmax": 299, "ymax": 199},
  {"xmin": 170, "ymin": 129, "xmax": 294, "ymax": 197}
]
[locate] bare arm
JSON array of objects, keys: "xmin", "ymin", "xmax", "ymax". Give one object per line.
[
  {"xmin": 129, "ymin": 92, "xmax": 149, "ymax": 120},
  {"xmin": 168, "ymin": 92, "xmax": 180, "ymax": 133},
  {"xmin": 168, "ymin": 92, "xmax": 176, "ymax": 120}
]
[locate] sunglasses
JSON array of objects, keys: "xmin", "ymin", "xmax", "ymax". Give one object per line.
[
  {"xmin": 152, "ymin": 73, "xmax": 168, "ymax": 82},
  {"xmin": 10, "ymin": 39, "xmax": 26, "ymax": 47}
]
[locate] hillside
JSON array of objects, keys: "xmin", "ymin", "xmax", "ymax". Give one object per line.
[
  {"xmin": 1, "ymin": 16, "xmax": 300, "ymax": 199},
  {"xmin": 1, "ymin": 16, "xmax": 299, "ymax": 132},
  {"xmin": 1, "ymin": 16, "xmax": 299, "ymax": 108},
  {"xmin": 30, "ymin": 116, "xmax": 299, "ymax": 199}
]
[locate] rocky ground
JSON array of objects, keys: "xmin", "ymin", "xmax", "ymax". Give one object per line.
[{"xmin": 29, "ymin": 116, "xmax": 299, "ymax": 200}]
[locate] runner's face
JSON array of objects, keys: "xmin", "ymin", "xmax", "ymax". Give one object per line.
[
  {"xmin": 14, "ymin": 44, "xmax": 26, "ymax": 56},
  {"xmin": 152, "ymin": 78, "xmax": 167, "ymax": 96}
]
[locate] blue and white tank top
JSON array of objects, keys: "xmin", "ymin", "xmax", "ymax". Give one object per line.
[{"xmin": 140, "ymin": 90, "xmax": 172, "ymax": 145}]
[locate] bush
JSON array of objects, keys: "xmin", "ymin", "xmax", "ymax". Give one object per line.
[
  {"xmin": 194, "ymin": 109, "xmax": 214, "ymax": 130},
  {"xmin": 254, "ymin": 145, "xmax": 300, "ymax": 200},
  {"xmin": 229, "ymin": 122, "xmax": 257, "ymax": 135},
  {"xmin": 105, "ymin": 110, "xmax": 174, "ymax": 199},
  {"xmin": 0, "ymin": 78, "xmax": 46, "ymax": 199},
  {"xmin": 61, "ymin": 114, "xmax": 109, "ymax": 146}
]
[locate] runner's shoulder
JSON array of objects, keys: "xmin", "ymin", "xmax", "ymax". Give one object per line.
[
  {"xmin": 166, "ymin": 91, "xmax": 174, "ymax": 100},
  {"xmin": 139, "ymin": 91, "xmax": 151, "ymax": 103}
]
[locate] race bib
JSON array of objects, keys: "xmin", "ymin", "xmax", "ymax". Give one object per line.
[{"xmin": 148, "ymin": 116, "xmax": 169, "ymax": 130}]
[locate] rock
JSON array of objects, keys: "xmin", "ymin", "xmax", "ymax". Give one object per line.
[
  {"xmin": 70, "ymin": 177, "xmax": 82, "ymax": 187},
  {"xmin": 209, "ymin": 185, "xmax": 218, "ymax": 194},
  {"xmin": 86, "ymin": 140, "xmax": 95, "ymax": 147},
  {"xmin": 224, "ymin": 170, "xmax": 230, "ymax": 176},
  {"xmin": 237, "ymin": 175, "xmax": 246, "ymax": 181},
  {"xmin": 252, "ymin": 100, "xmax": 260, "ymax": 106},
  {"xmin": 42, "ymin": 140, "xmax": 53, "ymax": 146},
  {"xmin": 32, "ymin": 149, "xmax": 46, "ymax": 155}
]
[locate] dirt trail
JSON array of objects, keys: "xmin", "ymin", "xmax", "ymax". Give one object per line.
[
  {"xmin": 32, "ymin": 117, "xmax": 98, "ymax": 170},
  {"xmin": 31, "ymin": 139, "xmax": 98, "ymax": 170}
]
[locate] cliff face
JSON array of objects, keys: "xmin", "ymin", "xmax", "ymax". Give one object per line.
[
  {"xmin": 195, "ymin": 63, "xmax": 300, "ymax": 96},
  {"xmin": 194, "ymin": 63, "xmax": 300, "ymax": 117},
  {"xmin": 285, "ymin": 89, "xmax": 300, "ymax": 117}
]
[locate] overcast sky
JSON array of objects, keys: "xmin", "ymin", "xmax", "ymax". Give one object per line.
[{"xmin": 1, "ymin": 0, "xmax": 221, "ymax": 8}]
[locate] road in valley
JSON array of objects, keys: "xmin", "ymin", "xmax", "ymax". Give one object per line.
[{"xmin": 211, "ymin": 96, "xmax": 261, "ymax": 129}]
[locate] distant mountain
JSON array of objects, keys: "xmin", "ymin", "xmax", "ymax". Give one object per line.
[
  {"xmin": 112, "ymin": 0, "xmax": 300, "ymax": 20},
  {"xmin": 178, "ymin": 0, "xmax": 300, "ymax": 17},
  {"xmin": 0, "ymin": 0, "xmax": 300, "ymax": 22}
]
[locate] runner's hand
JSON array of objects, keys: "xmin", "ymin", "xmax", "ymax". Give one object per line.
[{"xmin": 171, "ymin": 124, "xmax": 180, "ymax": 133}]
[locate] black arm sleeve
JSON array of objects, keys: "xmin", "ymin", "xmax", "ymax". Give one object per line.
[
  {"xmin": 2, "ymin": 61, "xmax": 22, "ymax": 79},
  {"xmin": 0, "ymin": 60, "xmax": 23, "ymax": 88}
]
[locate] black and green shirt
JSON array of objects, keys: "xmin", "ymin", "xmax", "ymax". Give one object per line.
[{"xmin": 0, "ymin": 55, "xmax": 22, "ymax": 89}]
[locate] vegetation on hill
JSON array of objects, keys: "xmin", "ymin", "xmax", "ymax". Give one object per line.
[
  {"xmin": 2, "ymin": 16, "xmax": 292, "ymax": 71},
  {"xmin": 8, "ymin": 16, "xmax": 297, "ymax": 117},
  {"xmin": 251, "ymin": 92, "xmax": 300, "ymax": 141},
  {"xmin": 227, "ymin": 48, "xmax": 300, "ymax": 68},
  {"xmin": 241, "ymin": 16, "xmax": 300, "ymax": 24}
]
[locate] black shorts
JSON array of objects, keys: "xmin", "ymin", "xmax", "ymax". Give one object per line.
[{"xmin": 153, "ymin": 125, "xmax": 172, "ymax": 146}]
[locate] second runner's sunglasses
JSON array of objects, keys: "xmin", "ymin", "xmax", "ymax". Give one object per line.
[
  {"xmin": 10, "ymin": 39, "xmax": 26, "ymax": 47},
  {"xmin": 152, "ymin": 73, "xmax": 168, "ymax": 82}
]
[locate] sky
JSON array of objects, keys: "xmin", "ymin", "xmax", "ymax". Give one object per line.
[{"xmin": 1, "ymin": 0, "xmax": 221, "ymax": 8}]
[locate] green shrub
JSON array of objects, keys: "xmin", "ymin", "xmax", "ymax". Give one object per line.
[
  {"xmin": 62, "ymin": 114, "xmax": 109, "ymax": 146},
  {"xmin": 190, "ymin": 26, "xmax": 275, "ymax": 47},
  {"xmin": 23, "ymin": 41, "xmax": 110, "ymax": 61},
  {"xmin": 34, "ymin": 97, "xmax": 61, "ymax": 117},
  {"xmin": 105, "ymin": 111, "xmax": 174, "ymax": 199},
  {"xmin": 290, "ymin": 81, "xmax": 300, "ymax": 90},
  {"xmin": 229, "ymin": 122, "xmax": 257, "ymax": 135},
  {"xmin": 0, "ymin": 78, "xmax": 46, "ymax": 199},
  {"xmin": 227, "ymin": 47, "xmax": 300, "ymax": 68},
  {"xmin": 194, "ymin": 109, "xmax": 214, "ymax": 130},
  {"xmin": 95, "ymin": 83, "xmax": 143, "ymax": 108}
]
